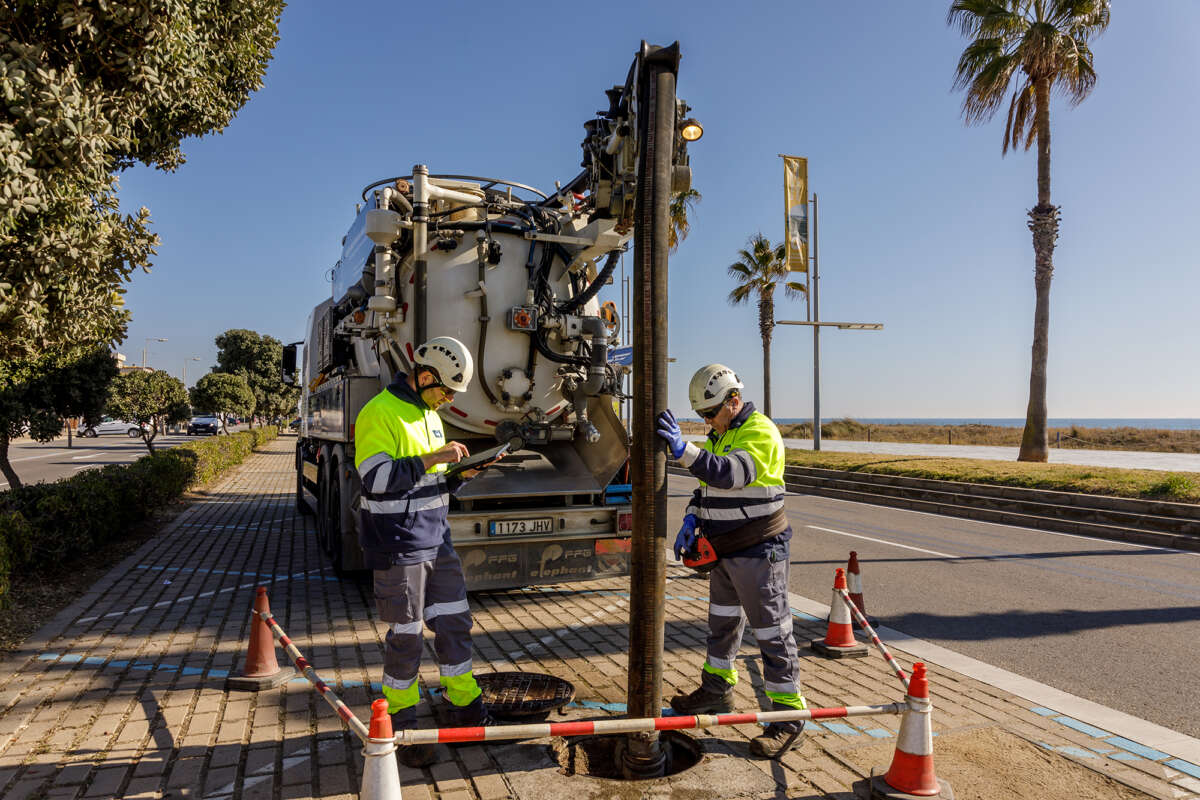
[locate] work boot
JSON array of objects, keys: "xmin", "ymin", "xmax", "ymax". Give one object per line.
[
  {"xmin": 447, "ymin": 695, "xmax": 496, "ymax": 728},
  {"xmin": 668, "ymin": 684, "xmax": 734, "ymax": 715},
  {"xmin": 750, "ymin": 720, "xmax": 805, "ymax": 758},
  {"xmin": 391, "ymin": 710, "xmax": 436, "ymax": 768}
]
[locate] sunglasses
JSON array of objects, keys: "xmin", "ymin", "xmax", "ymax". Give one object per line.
[{"xmin": 698, "ymin": 405, "xmax": 722, "ymax": 420}]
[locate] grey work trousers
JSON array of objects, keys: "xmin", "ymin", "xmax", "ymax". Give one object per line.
[
  {"xmin": 374, "ymin": 541, "xmax": 478, "ymax": 714},
  {"xmin": 701, "ymin": 551, "xmax": 804, "ymax": 706}
]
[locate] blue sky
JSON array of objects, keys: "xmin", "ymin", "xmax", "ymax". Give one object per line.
[{"xmin": 117, "ymin": 2, "xmax": 1200, "ymax": 420}]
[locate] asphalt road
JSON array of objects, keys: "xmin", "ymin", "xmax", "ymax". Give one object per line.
[
  {"xmin": 668, "ymin": 474, "xmax": 1200, "ymax": 739},
  {"xmin": 1, "ymin": 427, "xmax": 241, "ymax": 489}
]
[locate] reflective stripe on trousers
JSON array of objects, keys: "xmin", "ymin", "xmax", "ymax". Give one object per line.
[
  {"xmin": 374, "ymin": 543, "xmax": 480, "ymax": 712},
  {"xmin": 701, "ymin": 553, "xmax": 804, "ymax": 708}
]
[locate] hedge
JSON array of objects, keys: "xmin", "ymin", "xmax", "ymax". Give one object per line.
[{"xmin": 0, "ymin": 427, "xmax": 279, "ymax": 606}]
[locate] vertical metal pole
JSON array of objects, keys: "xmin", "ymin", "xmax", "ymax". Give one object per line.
[
  {"xmin": 412, "ymin": 164, "xmax": 430, "ymax": 345},
  {"xmin": 812, "ymin": 193, "xmax": 821, "ymax": 451},
  {"xmin": 624, "ymin": 40, "xmax": 678, "ymax": 780}
]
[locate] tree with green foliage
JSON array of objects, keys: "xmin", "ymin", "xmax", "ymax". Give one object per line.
[
  {"xmin": 669, "ymin": 188, "xmax": 701, "ymax": 253},
  {"xmin": 727, "ymin": 234, "xmax": 807, "ymax": 419},
  {"xmin": 214, "ymin": 329, "xmax": 293, "ymax": 428},
  {"xmin": 190, "ymin": 373, "xmax": 256, "ymax": 434},
  {"xmin": 0, "ymin": 0, "xmax": 284, "ymax": 361},
  {"xmin": 0, "ymin": 347, "xmax": 118, "ymax": 488},
  {"xmin": 106, "ymin": 370, "xmax": 190, "ymax": 453},
  {"xmin": 949, "ymin": 0, "xmax": 1110, "ymax": 462}
]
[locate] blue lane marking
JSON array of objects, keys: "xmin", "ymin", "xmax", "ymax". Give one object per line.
[
  {"xmin": 1055, "ymin": 746, "xmax": 1101, "ymax": 760},
  {"xmin": 1108, "ymin": 752, "xmax": 1144, "ymax": 762},
  {"xmin": 1029, "ymin": 707, "xmax": 1057, "ymax": 716},
  {"xmin": 1103, "ymin": 736, "xmax": 1170, "ymax": 761},
  {"xmin": 820, "ymin": 722, "xmax": 860, "ymax": 736},
  {"xmin": 1166, "ymin": 759, "xmax": 1200, "ymax": 780},
  {"xmin": 1053, "ymin": 716, "xmax": 1112, "ymax": 738},
  {"xmin": 863, "ymin": 728, "xmax": 893, "ymax": 739}
]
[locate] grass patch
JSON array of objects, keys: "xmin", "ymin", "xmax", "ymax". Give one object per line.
[{"xmin": 784, "ymin": 449, "xmax": 1200, "ymax": 504}]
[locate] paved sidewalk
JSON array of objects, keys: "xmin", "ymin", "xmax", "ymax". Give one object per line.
[{"xmin": 2, "ymin": 437, "xmax": 1199, "ymax": 799}]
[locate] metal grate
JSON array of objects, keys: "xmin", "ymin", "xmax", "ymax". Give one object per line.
[{"xmin": 476, "ymin": 672, "xmax": 575, "ymax": 720}]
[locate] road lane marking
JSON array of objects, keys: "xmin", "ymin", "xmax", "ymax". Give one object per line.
[
  {"xmin": 806, "ymin": 524, "xmax": 960, "ymax": 559},
  {"xmin": 806, "ymin": 493, "xmax": 1198, "ymax": 555}
]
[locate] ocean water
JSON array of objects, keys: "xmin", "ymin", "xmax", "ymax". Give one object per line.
[{"xmin": 768, "ymin": 418, "xmax": 1200, "ymax": 431}]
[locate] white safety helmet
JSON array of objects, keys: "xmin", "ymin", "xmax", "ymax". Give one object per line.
[
  {"xmin": 414, "ymin": 336, "xmax": 474, "ymax": 393},
  {"xmin": 688, "ymin": 364, "xmax": 744, "ymax": 414}
]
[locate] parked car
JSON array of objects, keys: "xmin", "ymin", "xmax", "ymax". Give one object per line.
[
  {"xmin": 188, "ymin": 416, "xmax": 223, "ymax": 436},
  {"xmin": 81, "ymin": 417, "xmax": 146, "ymax": 438}
]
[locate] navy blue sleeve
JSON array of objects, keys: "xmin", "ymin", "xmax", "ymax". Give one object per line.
[{"xmin": 678, "ymin": 442, "xmax": 757, "ymax": 490}]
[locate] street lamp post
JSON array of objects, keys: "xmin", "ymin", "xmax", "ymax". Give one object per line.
[
  {"xmin": 143, "ymin": 337, "xmax": 168, "ymax": 369},
  {"xmin": 182, "ymin": 356, "xmax": 201, "ymax": 387},
  {"xmin": 776, "ymin": 317, "xmax": 884, "ymax": 450}
]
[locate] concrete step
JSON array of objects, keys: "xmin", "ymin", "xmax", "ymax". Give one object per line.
[
  {"xmin": 784, "ymin": 470, "xmax": 1200, "ymax": 537},
  {"xmin": 782, "ymin": 475, "xmax": 1200, "ymax": 553},
  {"xmin": 784, "ymin": 465, "xmax": 1200, "ymax": 524}
]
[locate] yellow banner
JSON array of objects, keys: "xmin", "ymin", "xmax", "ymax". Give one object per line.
[{"xmin": 782, "ymin": 155, "xmax": 808, "ymax": 273}]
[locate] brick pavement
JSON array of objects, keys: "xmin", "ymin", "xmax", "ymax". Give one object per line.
[{"xmin": 1, "ymin": 436, "xmax": 1198, "ymax": 799}]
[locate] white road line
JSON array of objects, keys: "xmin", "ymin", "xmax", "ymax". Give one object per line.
[
  {"xmin": 71, "ymin": 452, "xmax": 99, "ymax": 459},
  {"xmin": 806, "ymin": 493, "xmax": 1197, "ymax": 555},
  {"xmin": 10, "ymin": 451, "xmax": 71, "ymax": 463},
  {"xmin": 806, "ymin": 524, "xmax": 960, "ymax": 559}
]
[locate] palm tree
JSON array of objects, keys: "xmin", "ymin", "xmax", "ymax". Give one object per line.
[
  {"xmin": 727, "ymin": 234, "xmax": 806, "ymax": 419},
  {"xmin": 669, "ymin": 188, "xmax": 701, "ymax": 252},
  {"xmin": 949, "ymin": 0, "xmax": 1109, "ymax": 462}
]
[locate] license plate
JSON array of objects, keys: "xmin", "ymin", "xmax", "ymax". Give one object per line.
[{"xmin": 488, "ymin": 517, "xmax": 554, "ymax": 536}]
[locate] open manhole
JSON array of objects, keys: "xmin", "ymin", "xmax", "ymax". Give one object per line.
[
  {"xmin": 476, "ymin": 671, "xmax": 575, "ymax": 721},
  {"xmin": 553, "ymin": 731, "xmax": 703, "ymax": 780}
]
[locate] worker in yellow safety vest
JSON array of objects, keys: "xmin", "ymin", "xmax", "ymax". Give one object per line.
[
  {"xmin": 354, "ymin": 336, "xmax": 502, "ymax": 767},
  {"xmin": 656, "ymin": 363, "xmax": 808, "ymax": 758}
]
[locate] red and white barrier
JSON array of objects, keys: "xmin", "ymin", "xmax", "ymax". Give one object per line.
[
  {"xmin": 393, "ymin": 702, "xmax": 905, "ymax": 745},
  {"xmin": 835, "ymin": 586, "xmax": 909, "ymax": 692},
  {"xmin": 253, "ymin": 601, "xmax": 370, "ymax": 742}
]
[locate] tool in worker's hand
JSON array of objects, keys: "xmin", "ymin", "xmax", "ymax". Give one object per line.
[{"xmin": 682, "ymin": 534, "xmax": 718, "ymax": 573}]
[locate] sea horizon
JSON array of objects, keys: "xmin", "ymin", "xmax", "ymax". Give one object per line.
[{"xmin": 761, "ymin": 417, "xmax": 1200, "ymax": 431}]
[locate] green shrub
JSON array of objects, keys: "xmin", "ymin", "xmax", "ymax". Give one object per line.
[
  {"xmin": 0, "ymin": 427, "xmax": 279, "ymax": 608},
  {"xmin": 1143, "ymin": 473, "xmax": 1196, "ymax": 500}
]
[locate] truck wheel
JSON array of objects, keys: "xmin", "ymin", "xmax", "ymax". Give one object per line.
[
  {"xmin": 296, "ymin": 444, "xmax": 314, "ymax": 516},
  {"xmin": 315, "ymin": 457, "xmax": 330, "ymax": 554},
  {"xmin": 326, "ymin": 460, "xmax": 346, "ymax": 576}
]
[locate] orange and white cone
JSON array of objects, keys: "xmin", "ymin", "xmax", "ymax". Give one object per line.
[
  {"xmin": 226, "ymin": 587, "xmax": 295, "ymax": 690},
  {"xmin": 810, "ymin": 568, "xmax": 868, "ymax": 658},
  {"xmin": 361, "ymin": 699, "xmax": 403, "ymax": 800},
  {"xmin": 870, "ymin": 663, "xmax": 954, "ymax": 799},
  {"xmin": 847, "ymin": 551, "xmax": 872, "ymax": 629}
]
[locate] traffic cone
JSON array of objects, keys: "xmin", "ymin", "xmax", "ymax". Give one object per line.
[
  {"xmin": 226, "ymin": 587, "xmax": 295, "ymax": 690},
  {"xmin": 361, "ymin": 699, "xmax": 403, "ymax": 800},
  {"xmin": 870, "ymin": 663, "xmax": 953, "ymax": 799},
  {"xmin": 810, "ymin": 568, "xmax": 868, "ymax": 658},
  {"xmin": 847, "ymin": 551, "xmax": 873, "ymax": 629}
]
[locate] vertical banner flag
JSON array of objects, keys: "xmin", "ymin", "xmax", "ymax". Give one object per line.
[{"xmin": 782, "ymin": 155, "xmax": 809, "ymax": 273}]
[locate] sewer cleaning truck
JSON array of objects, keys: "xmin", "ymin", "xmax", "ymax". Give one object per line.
[{"xmin": 286, "ymin": 54, "xmax": 695, "ymax": 589}]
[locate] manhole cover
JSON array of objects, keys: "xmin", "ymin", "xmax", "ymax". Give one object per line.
[{"xmin": 477, "ymin": 671, "xmax": 575, "ymax": 720}]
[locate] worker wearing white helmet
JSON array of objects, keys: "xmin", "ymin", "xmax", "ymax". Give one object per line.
[
  {"xmin": 354, "ymin": 336, "xmax": 499, "ymax": 766},
  {"xmin": 656, "ymin": 363, "xmax": 807, "ymax": 758}
]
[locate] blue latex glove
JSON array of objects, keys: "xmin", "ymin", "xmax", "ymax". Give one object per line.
[
  {"xmin": 656, "ymin": 409, "xmax": 687, "ymax": 459},
  {"xmin": 673, "ymin": 514, "xmax": 698, "ymax": 561}
]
